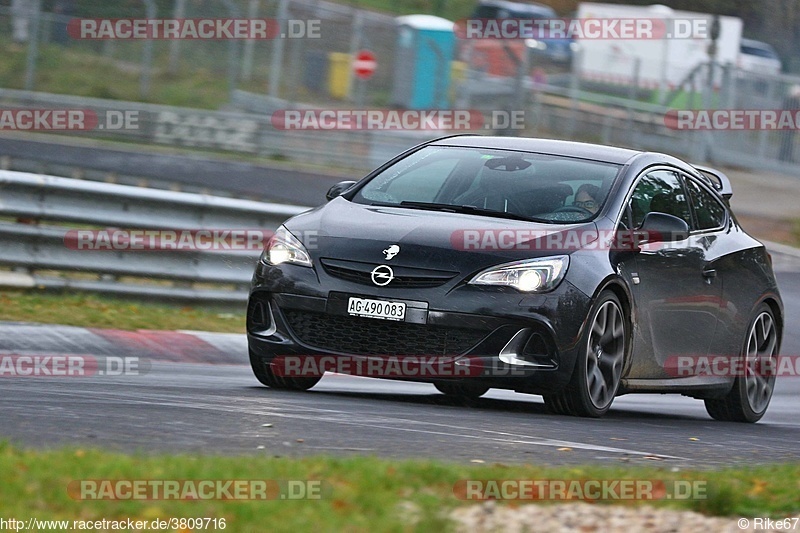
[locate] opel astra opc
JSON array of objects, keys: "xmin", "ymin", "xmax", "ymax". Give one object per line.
[{"xmin": 247, "ymin": 136, "xmax": 783, "ymax": 422}]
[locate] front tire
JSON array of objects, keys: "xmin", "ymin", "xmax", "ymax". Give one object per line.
[
  {"xmin": 544, "ymin": 290, "xmax": 628, "ymax": 418},
  {"xmin": 704, "ymin": 304, "xmax": 779, "ymax": 423},
  {"xmin": 249, "ymin": 351, "xmax": 321, "ymax": 391}
]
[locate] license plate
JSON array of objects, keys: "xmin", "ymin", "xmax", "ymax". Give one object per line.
[{"xmin": 347, "ymin": 297, "xmax": 406, "ymax": 321}]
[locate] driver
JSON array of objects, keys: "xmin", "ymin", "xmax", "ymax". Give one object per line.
[{"xmin": 572, "ymin": 184, "xmax": 600, "ymax": 214}]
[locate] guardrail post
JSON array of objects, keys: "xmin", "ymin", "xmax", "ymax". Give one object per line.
[
  {"xmin": 757, "ymin": 80, "xmax": 776, "ymax": 160},
  {"xmin": 221, "ymin": 0, "xmax": 242, "ymax": 98},
  {"xmin": 167, "ymin": 0, "xmax": 187, "ymax": 75},
  {"xmin": 346, "ymin": 10, "xmax": 365, "ymax": 102},
  {"xmin": 241, "ymin": 0, "xmax": 260, "ymax": 82},
  {"xmin": 455, "ymin": 40, "xmax": 474, "ymax": 109},
  {"xmin": 140, "ymin": 0, "xmax": 157, "ymax": 98},
  {"xmin": 627, "ymin": 58, "xmax": 641, "ymax": 147},
  {"xmin": 23, "ymin": 0, "xmax": 42, "ymax": 91},
  {"xmin": 268, "ymin": 0, "xmax": 289, "ymax": 98},
  {"xmin": 567, "ymin": 48, "xmax": 582, "ymax": 139}
]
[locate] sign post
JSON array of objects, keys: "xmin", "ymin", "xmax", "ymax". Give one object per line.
[{"xmin": 353, "ymin": 50, "xmax": 377, "ymax": 105}]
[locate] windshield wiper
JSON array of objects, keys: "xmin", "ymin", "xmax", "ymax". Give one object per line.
[{"xmin": 398, "ymin": 201, "xmax": 548, "ymax": 223}]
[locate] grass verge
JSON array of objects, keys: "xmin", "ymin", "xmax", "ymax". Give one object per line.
[
  {"xmin": 0, "ymin": 442, "xmax": 798, "ymax": 531},
  {"xmin": 0, "ymin": 41, "xmax": 232, "ymax": 109},
  {"xmin": 0, "ymin": 290, "xmax": 244, "ymax": 333}
]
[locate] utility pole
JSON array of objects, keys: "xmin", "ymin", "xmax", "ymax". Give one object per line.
[
  {"xmin": 268, "ymin": 0, "xmax": 289, "ymax": 98},
  {"xmin": 24, "ymin": 0, "xmax": 42, "ymax": 91}
]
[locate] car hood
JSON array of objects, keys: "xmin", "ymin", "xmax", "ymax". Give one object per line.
[{"xmin": 285, "ymin": 198, "xmax": 598, "ymax": 277}]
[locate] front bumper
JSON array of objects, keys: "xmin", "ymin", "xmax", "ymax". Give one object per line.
[{"xmin": 246, "ymin": 263, "xmax": 593, "ymax": 395}]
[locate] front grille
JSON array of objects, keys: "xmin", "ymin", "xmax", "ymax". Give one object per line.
[
  {"xmin": 281, "ymin": 309, "xmax": 487, "ymax": 356},
  {"xmin": 320, "ymin": 258, "xmax": 457, "ymax": 289}
]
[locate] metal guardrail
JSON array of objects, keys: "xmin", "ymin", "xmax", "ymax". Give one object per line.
[{"xmin": 0, "ymin": 170, "xmax": 310, "ymax": 303}]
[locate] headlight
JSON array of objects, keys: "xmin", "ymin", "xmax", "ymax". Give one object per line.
[
  {"xmin": 260, "ymin": 226, "xmax": 312, "ymax": 267},
  {"xmin": 469, "ymin": 256, "xmax": 569, "ymax": 292}
]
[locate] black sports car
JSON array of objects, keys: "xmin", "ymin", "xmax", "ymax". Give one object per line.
[{"xmin": 247, "ymin": 135, "xmax": 783, "ymax": 422}]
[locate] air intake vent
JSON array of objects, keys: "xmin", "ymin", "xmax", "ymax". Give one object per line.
[
  {"xmin": 247, "ymin": 299, "xmax": 272, "ymax": 333},
  {"xmin": 281, "ymin": 308, "xmax": 487, "ymax": 356}
]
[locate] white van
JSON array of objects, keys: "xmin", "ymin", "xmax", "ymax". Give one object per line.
[{"xmin": 738, "ymin": 38, "xmax": 781, "ymax": 75}]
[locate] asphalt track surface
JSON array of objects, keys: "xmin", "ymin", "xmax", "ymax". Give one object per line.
[
  {"xmin": 0, "ymin": 136, "xmax": 348, "ymax": 205},
  {"xmin": 2, "ymin": 135, "xmax": 799, "ymax": 465},
  {"xmin": 1, "ymin": 270, "xmax": 799, "ymax": 468}
]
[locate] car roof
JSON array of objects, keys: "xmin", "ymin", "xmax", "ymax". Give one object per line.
[{"xmin": 429, "ymin": 136, "xmax": 642, "ymax": 165}]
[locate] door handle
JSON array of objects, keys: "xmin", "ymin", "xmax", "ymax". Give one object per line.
[{"xmin": 702, "ymin": 269, "xmax": 717, "ymax": 283}]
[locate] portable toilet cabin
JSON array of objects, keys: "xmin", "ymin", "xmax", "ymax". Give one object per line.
[{"xmin": 392, "ymin": 15, "xmax": 456, "ymax": 109}]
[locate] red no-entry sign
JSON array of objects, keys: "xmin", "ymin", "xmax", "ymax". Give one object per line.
[{"xmin": 353, "ymin": 50, "xmax": 377, "ymax": 80}]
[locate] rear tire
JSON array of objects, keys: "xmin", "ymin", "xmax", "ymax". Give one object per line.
[
  {"xmin": 704, "ymin": 304, "xmax": 778, "ymax": 423},
  {"xmin": 544, "ymin": 290, "xmax": 628, "ymax": 418},
  {"xmin": 249, "ymin": 351, "xmax": 321, "ymax": 391},
  {"xmin": 434, "ymin": 382, "xmax": 489, "ymax": 399}
]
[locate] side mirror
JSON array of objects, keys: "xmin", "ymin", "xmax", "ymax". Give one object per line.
[
  {"xmin": 326, "ymin": 180, "xmax": 357, "ymax": 201},
  {"xmin": 638, "ymin": 212, "xmax": 690, "ymax": 243}
]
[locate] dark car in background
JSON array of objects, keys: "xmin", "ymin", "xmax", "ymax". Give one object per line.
[
  {"xmin": 465, "ymin": 0, "xmax": 575, "ymax": 77},
  {"xmin": 474, "ymin": 0, "xmax": 574, "ymax": 63},
  {"xmin": 247, "ymin": 135, "xmax": 783, "ymax": 422}
]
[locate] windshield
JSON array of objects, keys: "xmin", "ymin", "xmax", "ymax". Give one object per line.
[
  {"xmin": 351, "ymin": 146, "xmax": 622, "ymax": 223},
  {"xmin": 740, "ymin": 44, "xmax": 779, "ymax": 59}
]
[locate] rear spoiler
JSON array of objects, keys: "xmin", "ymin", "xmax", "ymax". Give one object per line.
[{"xmin": 691, "ymin": 164, "xmax": 733, "ymax": 200}]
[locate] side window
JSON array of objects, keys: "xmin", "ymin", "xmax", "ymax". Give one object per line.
[
  {"xmin": 685, "ymin": 178, "xmax": 727, "ymax": 230},
  {"xmin": 629, "ymin": 170, "xmax": 692, "ymax": 229}
]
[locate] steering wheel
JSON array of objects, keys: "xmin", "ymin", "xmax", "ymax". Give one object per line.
[{"xmin": 554, "ymin": 205, "xmax": 594, "ymax": 216}]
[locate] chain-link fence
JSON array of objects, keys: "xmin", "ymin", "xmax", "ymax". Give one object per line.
[
  {"xmin": 0, "ymin": 0, "xmax": 400, "ymax": 107},
  {"xmin": 711, "ymin": 68, "xmax": 800, "ymax": 169},
  {"xmin": 2, "ymin": 0, "xmax": 800, "ymax": 176}
]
